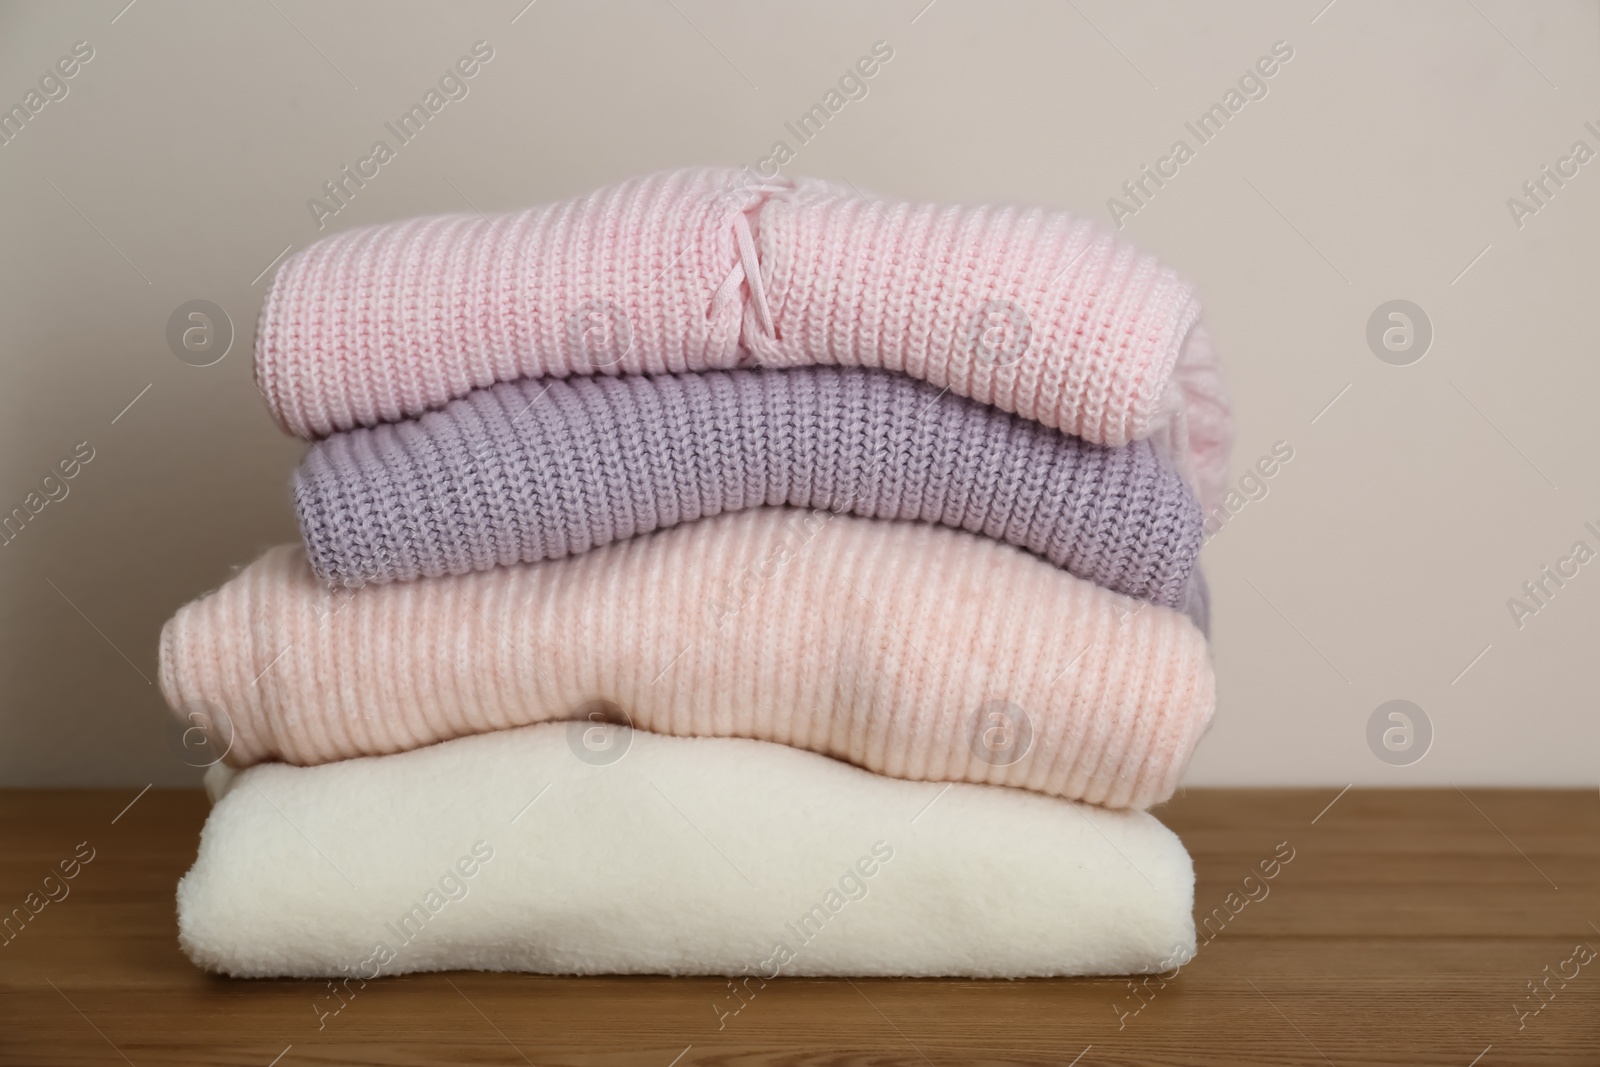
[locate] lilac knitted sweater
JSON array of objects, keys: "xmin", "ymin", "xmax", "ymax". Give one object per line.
[{"xmin": 295, "ymin": 367, "xmax": 1205, "ymax": 611}]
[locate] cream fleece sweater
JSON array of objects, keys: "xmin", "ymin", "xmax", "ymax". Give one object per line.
[
  {"xmin": 160, "ymin": 509, "xmax": 1214, "ymax": 809},
  {"xmin": 178, "ymin": 723, "xmax": 1198, "ymax": 978}
]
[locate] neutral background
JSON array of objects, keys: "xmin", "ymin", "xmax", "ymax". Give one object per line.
[{"xmin": 1, "ymin": 0, "xmax": 1595, "ymax": 787}]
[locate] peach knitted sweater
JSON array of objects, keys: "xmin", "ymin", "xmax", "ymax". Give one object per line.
[
  {"xmin": 159, "ymin": 509, "xmax": 1214, "ymax": 810},
  {"xmin": 256, "ymin": 168, "xmax": 1233, "ymax": 511}
]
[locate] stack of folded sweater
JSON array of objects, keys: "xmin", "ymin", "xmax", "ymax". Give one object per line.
[{"xmin": 160, "ymin": 168, "xmax": 1230, "ymax": 981}]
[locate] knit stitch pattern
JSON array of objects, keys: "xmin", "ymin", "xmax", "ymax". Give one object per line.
[
  {"xmin": 256, "ymin": 167, "xmax": 1232, "ymax": 510},
  {"xmin": 159, "ymin": 509, "xmax": 1215, "ymax": 810},
  {"xmin": 295, "ymin": 367, "xmax": 1205, "ymax": 612}
]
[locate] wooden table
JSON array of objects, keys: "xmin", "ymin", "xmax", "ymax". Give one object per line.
[{"xmin": 2, "ymin": 788, "xmax": 1596, "ymax": 1066}]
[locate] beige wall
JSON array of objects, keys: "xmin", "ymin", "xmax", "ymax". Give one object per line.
[{"xmin": 2, "ymin": 0, "xmax": 1595, "ymax": 786}]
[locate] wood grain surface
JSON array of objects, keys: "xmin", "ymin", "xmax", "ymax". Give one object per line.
[{"xmin": 1, "ymin": 787, "xmax": 1596, "ymax": 1066}]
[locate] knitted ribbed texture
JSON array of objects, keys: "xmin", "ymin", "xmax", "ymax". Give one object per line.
[
  {"xmin": 294, "ymin": 367, "xmax": 1204, "ymax": 612},
  {"xmin": 159, "ymin": 509, "xmax": 1214, "ymax": 810},
  {"xmin": 256, "ymin": 167, "xmax": 1232, "ymax": 511}
]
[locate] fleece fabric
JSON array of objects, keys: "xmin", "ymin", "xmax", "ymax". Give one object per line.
[
  {"xmin": 159, "ymin": 509, "xmax": 1215, "ymax": 810},
  {"xmin": 255, "ymin": 167, "xmax": 1233, "ymax": 511},
  {"xmin": 177, "ymin": 723, "xmax": 1198, "ymax": 978},
  {"xmin": 295, "ymin": 366, "xmax": 1205, "ymax": 608}
]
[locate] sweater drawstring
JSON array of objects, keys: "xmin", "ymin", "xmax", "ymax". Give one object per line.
[{"xmin": 709, "ymin": 187, "xmax": 786, "ymax": 339}]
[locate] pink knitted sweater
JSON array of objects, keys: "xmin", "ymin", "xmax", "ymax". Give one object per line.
[
  {"xmin": 159, "ymin": 509, "xmax": 1214, "ymax": 810},
  {"xmin": 256, "ymin": 169, "xmax": 1233, "ymax": 511}
]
